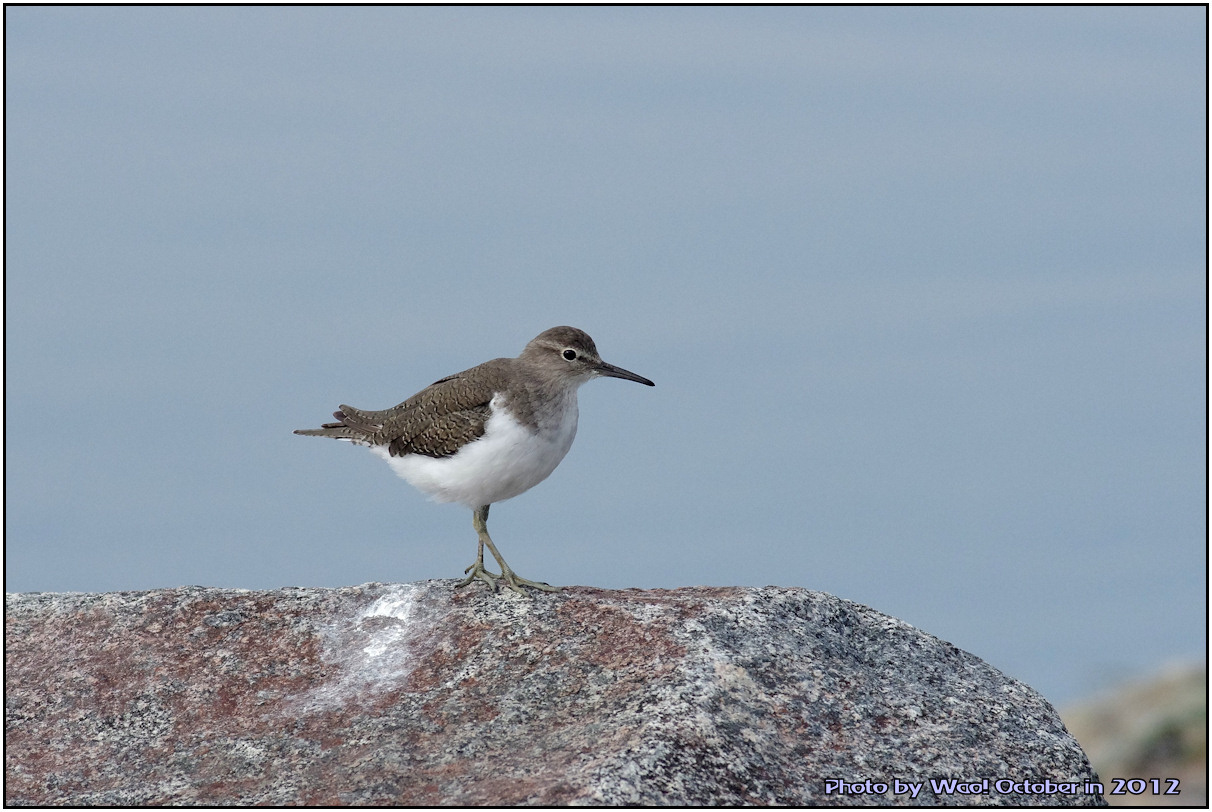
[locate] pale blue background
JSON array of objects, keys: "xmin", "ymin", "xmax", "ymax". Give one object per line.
[{"xmin": 6, "ymin": 7, "xmax": 1206, "ymax": 706}]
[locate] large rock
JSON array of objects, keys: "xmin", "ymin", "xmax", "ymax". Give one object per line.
[{"xmin": 6, "ymin": 583, "xmax": 1103, "ymax": 806}]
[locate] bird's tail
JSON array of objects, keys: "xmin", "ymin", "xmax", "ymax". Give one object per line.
[{"xmin": 294, "ymin": 406, "xmax": 383, "ymax": 443}]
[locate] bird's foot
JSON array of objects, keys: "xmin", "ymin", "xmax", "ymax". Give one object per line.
[
  {"xmin": 456, "ymin": 560, "xmax": 502, "ymax": 590},
  {"xmin": 498, "ymin": 569, "xmax": 559, "ymax": 594},
  {"xmin": 456, "ymin": 562, "xmax": 558, "ymax": 594}
]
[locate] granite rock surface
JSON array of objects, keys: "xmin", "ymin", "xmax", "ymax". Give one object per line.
[{"xmin": 6, "ymin": 583, "xmax": 1104, "ymax": 806}]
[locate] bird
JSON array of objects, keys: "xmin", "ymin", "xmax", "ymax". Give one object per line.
[{"xmin": 295, "ymin": 326, "xmax": 654, "ymax": 594}]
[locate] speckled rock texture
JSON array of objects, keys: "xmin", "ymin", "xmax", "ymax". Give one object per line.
[{"xmin": 6, "ymin": 583, "xmax": 1103, "ymax": 806}]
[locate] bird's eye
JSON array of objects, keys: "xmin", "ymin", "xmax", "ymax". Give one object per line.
[{"xmin": 562, "ymin": 349, "xmax": 578, "ymax": 361}]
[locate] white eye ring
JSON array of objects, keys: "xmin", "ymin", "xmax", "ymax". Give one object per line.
[{"xmin": 562, "ymin": 349, "xmax": 578, "ymax": 361}]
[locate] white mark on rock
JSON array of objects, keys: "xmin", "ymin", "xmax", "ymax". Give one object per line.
[
  {"xmin": 362, "ymin": 591, "xmax": 418, "ymax": 657},
  {"xmin": 296, "ymin": 584, "xmax": 429, "ymax": 712}
]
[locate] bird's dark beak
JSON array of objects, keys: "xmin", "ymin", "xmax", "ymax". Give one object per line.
[{"xmin": 595, "ymin": 361, "xmax": 655, "ymax": 387}]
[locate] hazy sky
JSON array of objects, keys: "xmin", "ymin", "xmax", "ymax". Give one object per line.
[{"xmin": 5, "ymin": 6, "xmax": 1206, "ymax": 705}]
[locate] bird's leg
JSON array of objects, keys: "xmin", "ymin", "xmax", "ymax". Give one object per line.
[
  {"xmin": 457, "ymin": 539, "xmax": 500, "ymax": 584},
  {"xmin": 465, "ymin": 536, "xmax": 491, "ymax": 575},
  {"xmin": 456, "ymin": 505, "xmax": 501, "ymax": 589},
  {"xmin": 462, "ymin": 504, "xmax": 558, "ymax": 594}
]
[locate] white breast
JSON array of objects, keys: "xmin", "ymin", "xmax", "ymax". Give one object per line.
[{"xmin": 370, "ymin": 391, "xmax": 580, "ymax": 509}]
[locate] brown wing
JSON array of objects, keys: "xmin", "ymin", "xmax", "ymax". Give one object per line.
[{"xmin": 294, "ymin": 359, "xmax": 511, "ymax": 458}]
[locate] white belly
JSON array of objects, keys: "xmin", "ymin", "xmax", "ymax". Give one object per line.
[{"xmin": 370, "ymin": 392, "xmax": 579, "ymax": 508}]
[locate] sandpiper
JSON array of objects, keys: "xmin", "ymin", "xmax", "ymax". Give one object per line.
[{"xmin": 295, "ymin": 326, "xmax": 654, "ymax": 594}]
